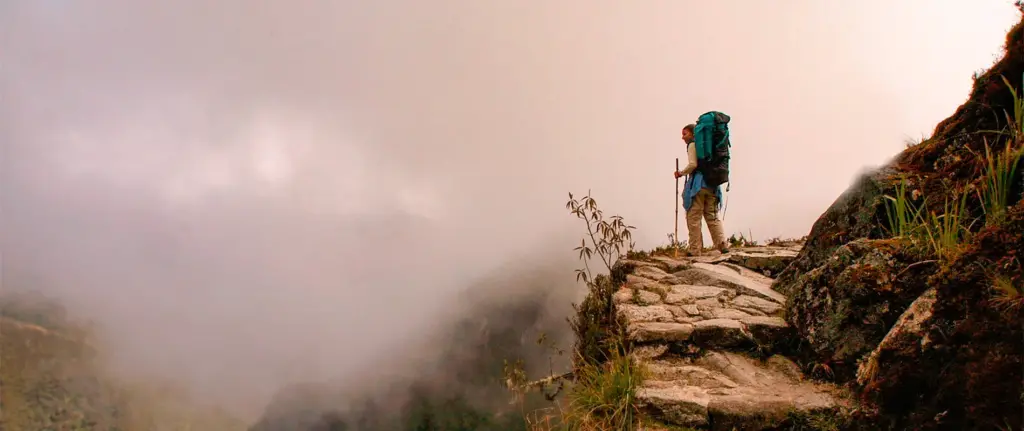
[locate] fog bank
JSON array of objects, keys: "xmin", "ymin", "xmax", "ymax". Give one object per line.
[{"xmin": 2, "ymin": 0, "xmax": 1019, "ymax": 422}]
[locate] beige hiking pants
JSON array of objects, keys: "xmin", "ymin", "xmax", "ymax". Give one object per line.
[{"xmin": 686, "ymin": 188, "xmax": 726, "ymax": 254}]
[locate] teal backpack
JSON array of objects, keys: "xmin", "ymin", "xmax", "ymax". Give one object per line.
[{"xmin": 693, "ymin": 111, "xmax": 731, "ymax": 188}]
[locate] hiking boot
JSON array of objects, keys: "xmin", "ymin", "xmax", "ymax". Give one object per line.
[{"xmin": 718, "ymin": 245, "xmax": 730, "ymax": 254}]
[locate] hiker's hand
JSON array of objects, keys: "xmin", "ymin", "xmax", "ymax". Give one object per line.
[{"xmin": 674, "ymin": 171, "xmax": 682, "ymax": 179}]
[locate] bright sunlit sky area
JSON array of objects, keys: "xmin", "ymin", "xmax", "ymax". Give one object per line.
[{"xmin": 2, "ymin": 0, "xmax": 1021, "ymax": 418}]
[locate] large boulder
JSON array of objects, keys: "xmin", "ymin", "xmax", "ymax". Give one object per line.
[{"xmin": 781, "ymin": 239, "xmax": 934, "ymax": 380}]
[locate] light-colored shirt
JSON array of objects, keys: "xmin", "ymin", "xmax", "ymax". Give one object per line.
[{"xmin": 679, "ymin": 142, "xmax": 698, "ymax": 176}]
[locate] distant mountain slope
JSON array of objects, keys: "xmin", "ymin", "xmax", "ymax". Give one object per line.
[{"xmin": 0, "ymin": 293, "xmax": 248, "ymax": 430}]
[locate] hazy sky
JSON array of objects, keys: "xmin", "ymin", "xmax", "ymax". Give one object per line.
[{"xmin": 2, "ymin": 0, "xmax": 1020, "ymax": 420}]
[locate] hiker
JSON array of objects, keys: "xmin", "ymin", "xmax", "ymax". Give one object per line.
[{"xmin": 674, "ymin": 114, "xmax": 731, "ymax": 256}]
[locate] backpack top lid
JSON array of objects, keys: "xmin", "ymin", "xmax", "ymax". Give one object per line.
[
  {"xmin": 693, "ymin": 111, "xmax": 730, "ymax": 160},
  {"xmin": 699, "ymin": 111, "xmax": 730, "ymax": 125}
]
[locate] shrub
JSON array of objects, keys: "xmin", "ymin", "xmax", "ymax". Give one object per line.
[{"xmin": 503, "ymin": 190, "xmax": 646, "ymax": 430}]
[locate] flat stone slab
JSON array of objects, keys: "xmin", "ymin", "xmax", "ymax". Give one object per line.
[
  {"xmin": 649, "ymin": 256, "xmax": 692, "ymax": 272},
  {"xmin": 617, "ymin": 304, "xmax": 675, "ymax": 323},
  {"xmin": 645, "ymin": 362, "xmax": 739, "ymax": 389},
  {"xmin": 680, "ymin": 304, "xmax": 700, "ymax": 316},
  {"xmin": 708, "ymin": 389, "xmax": 838, "ymax": 431},
  {"xmin": 689, "ymin": 263, "xmax": 787, "ymax": 304},
  {"xmin": 621, "ymin": 298, "xmax": 792, "ymax": 348},
  {"xmin": 638, "ymin": 385, "xmax": 711, "ymax": 427},
  {"xmin": 691, "ymin": 319, "xmax": 752, "ymax": 348},
  {"xmin": 632, "ymin": 344, "xmax": 670, "ymax": 360},
  {"xmin": 625, "ymin": 274, "xmax": 663, "ymax": 289},
  {"xmin": 740, "ymin": 315, "xmax": 788, "ymax": 328},
  {"xmin": 731, "ymin": 295, "xmax": 783, "ymax": 315},
  {"xmin": 627, "ymin": 316, "xmax": 790, "ymax": 349},
  {"xmin": 638, "ymin": 352, "xmax": 848, "ymax": 430},
  {"xmin": 628, "ymin": 322, "xmax": 695, "ymax": 343},
  {"xmin": 726, "ymin": 250, "xmax": 798, "ymax": 274},
  {"xmin": 728, "ymin": 264, "xmax": 778, "ymax": 286},
  {"xmin": 664, "ymin": 285, "xmax": 727, "ymax": 304},
  {"xmin": 742, "ymin": 316, "xmax": 792, "ymax": 347},
  {"xmin": 613, "ymin": 288, "xmax": 663, "ymax": 305},
  {"xmin": 634, "ymin": 265, "xmax": 674, "ymax": 281},
  {"xmin": 703, "ymin": 307, "xmax": 752, "ymax": 320}
]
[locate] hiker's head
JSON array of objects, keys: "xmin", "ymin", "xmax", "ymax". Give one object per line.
[{"xmin": 681, "ymin": 124, "xmax": 695, "ymax": 144}]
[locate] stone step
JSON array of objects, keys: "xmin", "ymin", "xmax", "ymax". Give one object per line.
[
  {"xmin": 624, "ymin": 315, "xmax": 790, "ymax": 350},
  {"xmin": 709, "ymin": 249, "xmax": 799, "ymax": 277},
  {"xmin": 614, "ymin": 272, "xmax": 782, "ymax": 313},
  {"xmin": 615, "ymin": 283, "xmax": 783, "ymax": 317},
  {"xmin": 637, "ymin": 352, "xmax": 848, "ymax": 430},
  {"xmin": 712, "ymin": 262, "xmax": 777, "ymax": 288},
  {"xmin": 673, "ymin": 263, "xmax": 786, "ymax": 304},
  {"xmin": 616, "ymin": 256, "xmax": 793, "ymax": 352},
  {"xmin": 613, "ymin": 258, "xmax": 690, "ymax": 278}
]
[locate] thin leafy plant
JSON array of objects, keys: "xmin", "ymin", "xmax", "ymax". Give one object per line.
[
  {"xmin": 567, "ymin": 190, "xmax": 636, "ymax": 285},
  {"xmin": 503, "ymin": 190, "xmax": 644, "ymax": 430}
]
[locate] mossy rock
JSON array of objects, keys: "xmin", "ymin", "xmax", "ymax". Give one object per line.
[{"xmin": 782, "ymin": 238, "xmax": 934, "ymax": 381}]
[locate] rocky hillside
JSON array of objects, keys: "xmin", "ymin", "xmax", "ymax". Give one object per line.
[{"xmin": 768, "ymin": 15, "xmax": 1024, "ymax": 431}]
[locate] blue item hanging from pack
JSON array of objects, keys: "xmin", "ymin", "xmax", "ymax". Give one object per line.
[{"xmin": 682, "ymin": 171, "xmax": 722, "ymax": 213}]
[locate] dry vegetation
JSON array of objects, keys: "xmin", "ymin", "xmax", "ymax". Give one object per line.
[{"xmin": 502, "ymin": 191, "xmax": 657, "ymax": 431}]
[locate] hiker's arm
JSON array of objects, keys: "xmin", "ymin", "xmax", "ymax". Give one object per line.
[{"xmin": 679, "ymin": 143, "xmax": 698, "ymax": 176}]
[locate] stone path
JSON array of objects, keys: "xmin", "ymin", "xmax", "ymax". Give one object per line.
[{"xmin": 615, "ymin": 246, "xmax": 852, "ymax": 430}]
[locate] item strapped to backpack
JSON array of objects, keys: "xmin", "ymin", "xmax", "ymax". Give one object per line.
[{"xmin": 693, "ymin": 111, "xmax": 731, "ymax": 189}]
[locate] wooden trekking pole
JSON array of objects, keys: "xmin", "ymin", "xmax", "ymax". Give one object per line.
[{"xmin": 674, "ymin": 158, "xmax": 680, "ymax": 258}]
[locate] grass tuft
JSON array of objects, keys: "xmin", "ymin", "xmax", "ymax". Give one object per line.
[
  {"xmin": 882, "ymin": 176, "xmax": 926, "ymax": 239},
  {"xmin": 559, "ymin": 347, "xmax": 646, "ymax": 431},
  {"xmin": 978, "ymin": 137, "xmax": 1024, "ymax": 225},
  {"xmin": 922, "ymin": 189, "xmax": 974, "ymax": 261}
]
